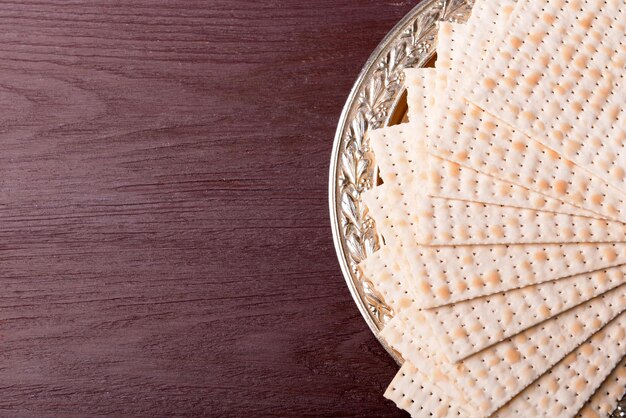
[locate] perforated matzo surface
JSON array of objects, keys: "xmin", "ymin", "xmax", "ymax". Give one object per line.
[
  {"xmin": 360, "ymin": 238, "xmax": 626, "ymax": 309},
  {"xmin": 467, "ymin": 1, "xmax": 626, "ymax": 200},
  {"xmin": 382, "ymin": 285, "xmax": 626, "ymax": 416},
  {"xmin": 375, "ymin": 115, "xmax": 598, "ymax": 217},
  {"xmin": 363, "ymin": 181, "xmax": 626, "ymax": 245},
  {"xmin": 577, "ymin": 356, "xmax": 626, "ymax": 418},
  {"xmin": 493, "ymin": 312, "xmax": 626, "ymax": 418},
  {"xmin": 384, "ymin": 361, "xmax": 470, "ymax": 417},
  {"xmin": 362, "ymin": 242, "xmax": 626, "ymax": 362},
  {"xmin": 427, "ymin": 266, "xmax": 626, "ymax": 362},
  {"xmin": 424, "ymin": 22, "xmax": 626, "ymax": 223}
]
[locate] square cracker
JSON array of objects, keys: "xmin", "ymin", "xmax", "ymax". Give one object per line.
[
  {"xmin": 374, "ymin": 117, "xmax": 599, "ymax": 218},
  {"xmin": 361, "ymin": 177, "xmax": 626, "ymax": 311},
  {"xmin": 381, "ymin": 285, "xmax": 626, "ymax": 416},
  {"xmin": 403, "ymin": 66, "xmax": 597, "ymax": 219},
  {"xmin": 363, "ymin": 180, "xmax": 626, "ymax": 245},
  {"xmin": 361, "ymin": 240, "xmax": 626, "ymax": 310},
  {"xmin": 384, "ymin": 361, "xmax": 471, "ymax": 417},
  {"xmin": 424, "ymin": 21, "xmax": 626, "ymax": 223},
  {"xmin": 363, "ymin": 246, "xmax": 626, "ymax": 362},
  {"xmin": 493, "ymin": 312, "xmax": 626, "ymax": 417},
  {"xmin": 385, "ymin": 313, "xmax": 626, "ymax": 418},
  {"xmin": 466, "ymin": 0, "xmax": 626, "ymax": 198},
  {"xmin": 576, "ymin": 356, "xmax": 626, "ymax": 418}
]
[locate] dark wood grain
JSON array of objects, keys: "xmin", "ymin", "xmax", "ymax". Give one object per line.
[{"xmin": 0, "ymin": 1, "xmax": 419, "ymax": 416}]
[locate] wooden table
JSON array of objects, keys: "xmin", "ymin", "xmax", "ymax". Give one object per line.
[{"xmin": 0, "ymin": 1, "xmax": 417, "ymax": 415}]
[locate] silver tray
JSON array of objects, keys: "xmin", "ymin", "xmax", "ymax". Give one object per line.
[{"xmin": 328, "ymin": 0, "xmax": 625, "ymax": 415}]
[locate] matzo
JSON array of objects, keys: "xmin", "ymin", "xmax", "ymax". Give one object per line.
[
  {"xmin": 384, "ymin": 361, "xmax": 472, "ymax": 417},
  {"xmin": 422, "ymin": 22, "xmax": 626, "ymax": 222},
  {"xmin": 382, "ymin": 285, "xmax": 626, "ymax": 416},
  {"xmin": 576, "ymin": 356, "xmax": 626, "ymax": 418},
  {"xmin": 427, "ymin": 267, "xmax": 626, "ymax": 362},
  {"xmin": 453, "ymin": 0, "xmax": 518, "ymax": 93},
  {"xmin": 365, "ymin": 247, "xmax": 626, "ymax": 362},
  {"xmin": 371, "ymin": 122, "xmax": 599, "ymax": 217},
  {"xmin": 362, "ymin": 181, "xmax": 626, "ymax": 245},
  {"xmin": 467, "ymin": 0, "xmax": 626, "ymax": 198},
  {"xmin": 349, "ymin": 1, "xmax": 626, "ymax": 415},
  {"xmin": 383, "ymin": 326, "xmax": 626, "ymax": 418},
  {"xmin": 360, "ymin": 241, "xmax": 626, "ymax": 309},
  {"xmin": 493, "ymin": 313, "xmax": 626, "ymax": 418}
]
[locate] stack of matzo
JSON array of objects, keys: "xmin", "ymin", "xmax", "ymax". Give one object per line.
[{"xmin": 359, "ymin": 0, "xmax": 626, "ymax": 416}]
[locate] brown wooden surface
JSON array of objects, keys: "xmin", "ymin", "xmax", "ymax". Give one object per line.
[{"xmin": 0, "ymin": 1, "xmax": 420, "ymax": 416}]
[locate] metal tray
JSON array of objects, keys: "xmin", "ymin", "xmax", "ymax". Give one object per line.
[{"xmin": 328, "ymin": 0, "xmax": 625, "ymax": 415}]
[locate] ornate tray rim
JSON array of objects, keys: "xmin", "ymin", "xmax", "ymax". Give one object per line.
[
  {"xmin": 329, "ymin": 0, "xmax": 471, "ymax": 363},
  {"xmin": 328, "ymin": 1, "xmax": 625, "ymax": 415}
]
